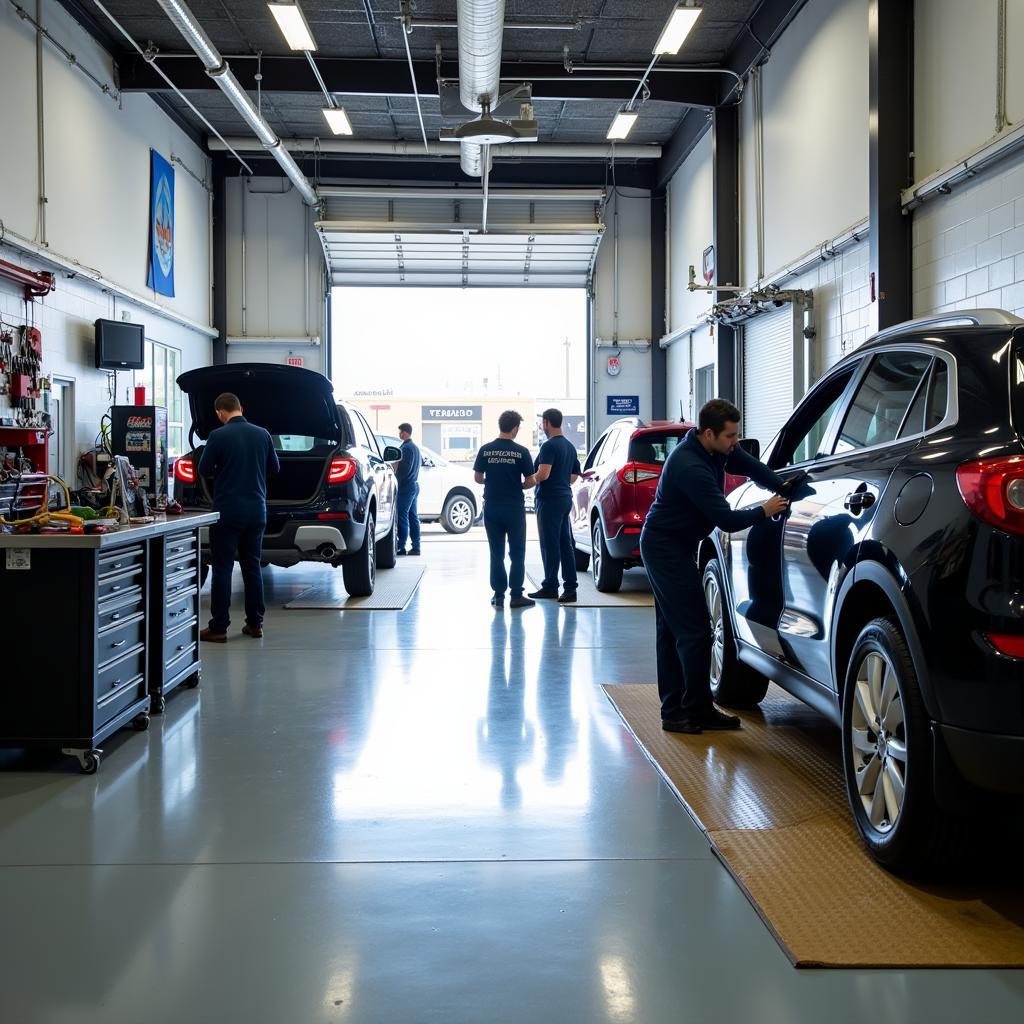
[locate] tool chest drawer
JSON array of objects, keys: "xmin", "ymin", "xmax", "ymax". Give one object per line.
[
  {"xmin": 97, "ymin": 613, "xmax": 146, "ymax": 668},
  {"xmin": 95, "ymin": 646, "xmax": 146, "ymax": 701},
  {"xmin": 164, "ymin": 567, "xmax": 197, "ymax": 601},
  {"xmin": 163, "ymin": 532, "xmax": 197, "ymax": 563},
  {"xmin": 164, "ymin": 622, "xmax": 198, "ymax": 669},
  {"xmin": 165, "ymin": 589, "xmax": 198, "ymax": 631},
  {"xmin": 97, "ymin": 545, "xmax": 145, "ymax": 581},
  {"xmin": 97, "ymin": 592, "xmax": 145, "ymax": 631},
  {"xmin": 97, "ymin": 566, "xmax": 145, "ymax": 603}
]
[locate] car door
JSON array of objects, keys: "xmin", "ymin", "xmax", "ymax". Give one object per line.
[
  {"xmin": 573, "ymin": 430, "xmax": 612, "ymax": 546},
  {"xmin": 352, "ymin": 409, "xmax": 394, "ymax": 534},
  {"xmin": 415, "ymin": 446, "xmax": 443, "ymax": 517}
]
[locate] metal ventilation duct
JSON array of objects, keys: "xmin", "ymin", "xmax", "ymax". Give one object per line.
[
  {"xmin": 154, "ymin": 0, "xmax": 318, "ymax": 206},
  {"xmin": 456, "ymin": 0, "xmax": 505, "ymax": 178}
]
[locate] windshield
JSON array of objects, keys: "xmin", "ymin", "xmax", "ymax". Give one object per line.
[
  {"xmin": 271, "ymin": 435, "xmax": 335, "ymax": 451},
  {"xmin": 628, "ymin": 432, "xmax": 684, "ymax": 465}
]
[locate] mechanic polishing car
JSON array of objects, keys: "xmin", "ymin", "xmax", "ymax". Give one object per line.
[{"xmin": 641, "ymin": 398, "xmax": 788, "ymax": 735}]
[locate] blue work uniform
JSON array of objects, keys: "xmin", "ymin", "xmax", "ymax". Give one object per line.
[
  {"xmin": 474, "ymin": 437, "xmax": 534, "ymax": 599},
  {"xmin": 394, "ymin": 437, "xmax": 422, "ymax": 554},
  {"xmin": 198, "ymin": 415, "xmax": 280, "ymax": 633},
  {"xmin": 534, "ymin": 434, "xmax": 582, "ymax": 593},
  {"xmin": 640, "ymin": 428, "xmax": 785, "ymax": 722}
]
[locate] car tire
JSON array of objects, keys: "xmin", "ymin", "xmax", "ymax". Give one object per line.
[
  {"xmin": 342, "ymin": 514, "xmax": 376, "ymax": 597},
  {"xmin": 702, "ymin": 558, "xmax": 769, "ymax": 708},
  {"xmin": 574, "ymin": 546, "xmax": 591, "ymax": 572},
  {"xmin": 591, "ymin": 518, "xmax": 623, "ymax": 592},
  {"xmin": 377, "ymin": 516, "xmax": 398, "ymax": 569},
  {"xmin": 841, "ymin": 617, "xmax": 966, "ymax": 873},
  {"xmin": 441, "ymin": 493, "xmax": 475, "ymax": 534}
]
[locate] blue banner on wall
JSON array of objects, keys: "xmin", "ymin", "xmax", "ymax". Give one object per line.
[
  {"xmin": 147, "ymin": 149, "xmax": 175, "ymax": 297},
  {"xmin": 607, "ymin": 395, "xmax": 639, "ymax": 416}
]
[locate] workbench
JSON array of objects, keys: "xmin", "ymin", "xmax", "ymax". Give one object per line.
[{"xmin": 0, "ymin": 511, "xmax": 218, "ymax": 772}]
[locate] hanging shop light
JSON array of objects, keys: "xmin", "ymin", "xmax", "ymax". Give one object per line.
[
  {"xmin": 606, "ymin": 109, "xmax": 639, "ymax": 141},
  {"xmin": 322, "ymin": 107, "xmax": 354, "ymax": 135},
  {"xmin": 653, "ymin": 2, "xmax": 702, "ymax": 55},
  {"xmin": 268, "ymin": 2, "xmax": 317, "ymax": 51}
]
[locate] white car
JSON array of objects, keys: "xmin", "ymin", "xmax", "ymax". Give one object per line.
[{"xmin": 377, "ymin": 436, "xmax": 484, "ymax": 533}]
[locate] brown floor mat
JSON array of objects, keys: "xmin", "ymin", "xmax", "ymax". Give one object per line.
[{"xmin": 604, "ymin": 683, "xmax": 1024, "ymax": 968}]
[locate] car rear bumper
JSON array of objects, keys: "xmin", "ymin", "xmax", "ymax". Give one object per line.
[
  {"xmin": 934, "ymin": 722, "xmax": 1024, "ymax": 795},
  {"xmin": 200, "ymin": 518, "xmax": 365, "ymax": 567},
  {"xmin": 605, "ymin": 527, "xmax": 645, "ymax": 562}
]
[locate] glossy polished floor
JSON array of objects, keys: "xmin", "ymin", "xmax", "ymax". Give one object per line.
[{"xmin": 2, "ymin": 527, "xmax": 1022, "ymax": 1023}]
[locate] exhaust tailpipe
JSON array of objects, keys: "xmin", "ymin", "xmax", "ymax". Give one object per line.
[{"xmin": 317, "ymin": 543, "xmax": 338, "ymax": 561}]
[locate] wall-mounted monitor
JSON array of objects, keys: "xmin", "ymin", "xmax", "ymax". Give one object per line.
[{"xmin": 94, "ymin": 318, "xmax": 145, "ymax": 370}]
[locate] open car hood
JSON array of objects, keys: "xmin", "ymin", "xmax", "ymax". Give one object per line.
[{"xmin": 177, "ymin": 363, "xmax": 343, "ymax": 442}]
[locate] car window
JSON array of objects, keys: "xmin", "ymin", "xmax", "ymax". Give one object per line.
[
  {"xmin": 348, "ymin": 410, "xmax": 375, "ymax": 451},
  {"xmin": 271, "ymin": 434, "xmax": 333, "ymax": 451},
  {"xmin": 583, "ymin": 434, "xmax": 608, "ymax": 471},
  {"xmin": 770, "ymin": 367, "xmax": 857, "ymax": 468},
  {"xmin": 926, "ymin": 360, "xmax": 949, "ymax": 429},
  {"xmin": 629, "ymin": 432, "xmax": 682, "ymax": 465},
  {"xmin": 600, "ymin": 429, "xmax": 627, "ymax": 466},
  {"xmin": 833, "ymin": 351, "xmax": 932, "ymax": 455},
  {"xmin": 356, "ymin": 413, "xmax": 380, "ymax": 456}
]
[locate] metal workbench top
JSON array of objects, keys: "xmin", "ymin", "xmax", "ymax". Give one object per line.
[{"xmin": 0, "ymin": 511, "xmax": 219, "ymax": 550}]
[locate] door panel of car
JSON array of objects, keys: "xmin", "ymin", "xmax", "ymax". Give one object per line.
[
  {"xmin": 573, "ymin": 430, "xmax": 612, "ymax": 545},
  {"xmin": 352, "ymin": 410, "xmax": 394, "ymax": 534}
]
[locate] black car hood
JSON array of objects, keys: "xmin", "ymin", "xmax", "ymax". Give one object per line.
[{"xmin": 177, "ymin": 363, "xmax": 343, "ymax": 442}]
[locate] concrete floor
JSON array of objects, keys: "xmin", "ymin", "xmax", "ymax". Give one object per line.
[{"xmin": 1, "ymin": 525, "xmax": 1022, "ymax": 1022}]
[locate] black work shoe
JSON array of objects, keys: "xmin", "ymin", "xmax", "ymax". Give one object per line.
[
  {"xmin": 701, "ymin": 708, "xmax": 742, "ymax": 730},
  {"xmin": 662, "ymin": 717, "xmax": 702, "ymax": 735},
  {"xmin": 409, "ymin": 549, "xmax": 421, "ymax": 556},
  {"xmin": 509, "ymin": 595, "xmax": 535, "ymax": 608},
  {"xmin": 557, "ymin": 589, "xmax": 578, "ymax": 604},
  {"xmin": 528, "ymin": 588, "xmax": 558, "ymax": 599},
  {"xmin": 491, "ymin": 595, "xmax": 504, "ymax": 608},
  {"xmin": 396, "ymin": 549, "xmax": 408, "ymax": 557}
]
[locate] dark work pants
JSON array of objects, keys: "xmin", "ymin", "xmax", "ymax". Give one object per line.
[
  {"xmin": 484, "ymin": 503, "xmax": 527, "ymax": 597},
  {"xmin": 536, "ymin": 496, "xmax": 577, "ymax": 592},
  {"xmin": 396, "ymin": 483, "xmax": 421, "ymax": 552},
  {"xmin": 640, "ymin": 528, "xmax": 713, "ymax": 721},
  {"xmin": 209, "ymin": 520, "xmax": 266, "ymax": 633}
]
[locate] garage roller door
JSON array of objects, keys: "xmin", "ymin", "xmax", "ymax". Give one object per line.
[{"xmin": 741, "ymin": 306, "xmax": 795, "ymax": 448}]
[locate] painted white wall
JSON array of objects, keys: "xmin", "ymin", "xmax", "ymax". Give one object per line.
[
  {"xmin": 668, "ymin": 129, "xmax": 714, "ymax": 334},
  {"xmin": 592, "ymin": 189, "xmax": 652, "ymax": 434},
  {"xmin": 740, "ymin": 0, "xmax": 868, "ymax": 282},
  {"xmin": 224, "ymin": 176, "xmax": 327, "ymax": 374},
  {"xmin": 0, "ymin": 0, "xmax": 212, "ymax": 460}
]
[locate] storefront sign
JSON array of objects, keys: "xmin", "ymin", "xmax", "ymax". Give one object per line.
[
  {"xmin": 607, "ymin": 395, "xmax": 640, "ymax": 416},
  {"xmin": 421, "ymin": 405, "xmax": 483, "ymax": 421}
]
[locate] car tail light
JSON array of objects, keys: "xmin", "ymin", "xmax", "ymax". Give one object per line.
[
  {"xmin": 956, "ymin": 456, "xmax": 1024, "ymax": 534},
  {"xmin": 985, "ymin": 633, "xmax": 1024, "ymax": 658},
  {"xmin": 317, "ymin": 512, "xmax": 349, "ymax": 520},
  {"xmin": 328, "ymin": 458, "xmax": 357, "ymax": 484},
  {"xmin": 174, "ymin": 456, "xmax": 196, "ymax": 484},
  {"xmin": 623, "ymin": 526, "xmax": 642, "ymax": 535},
  {"xmin": 618, "ymin": 462, "xmax": 661, "ymax": 484}
]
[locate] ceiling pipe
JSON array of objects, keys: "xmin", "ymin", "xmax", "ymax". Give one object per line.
[
  {"xmin": 457, "ymin": 0, "xmax": 505, "ymax": 178},
  {"xmin": 153, "ymin": 0, "xmax": 318, "ymax": 206}
]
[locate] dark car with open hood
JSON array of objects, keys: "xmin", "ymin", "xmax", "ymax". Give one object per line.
[{"xmin": 174, "ymin": 363, "xmax": 398, "ymax": 596}]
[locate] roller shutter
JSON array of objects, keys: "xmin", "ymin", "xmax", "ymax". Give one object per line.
[{"xmin": 741, "ymin": 307, "xmax": 795, "ymax": 448}]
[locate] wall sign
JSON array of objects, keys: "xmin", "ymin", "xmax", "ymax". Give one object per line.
[
  {"xmin": 607, "ymin": 395, "xmax": 640, "ymax": 416},
  {"xmin": 421, "ymin": 405, "xmax": 483, "ymax": 421},
  {"xmin": 606, "ymin": 355, "xmax": 621, "ymax": 377},
  {"xmin": 286, "ymin": 356, "xmax": 304, "ymax": 367},
  {"xmin": 147, "ymin": 149, "xmax": 175, "ymax": 298}
]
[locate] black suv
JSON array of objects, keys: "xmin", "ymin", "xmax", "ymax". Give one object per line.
[
  {"xmin": 703, "ymin": 310, "xmax": 1024, "ymax": 870},
  {"xmin": 174, "ymin": 363, "xmax": 398, "ymax": 596}
]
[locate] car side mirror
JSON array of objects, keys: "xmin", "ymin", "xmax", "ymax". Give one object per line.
[
  {"xmin": 383, "ymin": 446, "xmax": 402, "ymax": 461},
  {"xmin": 738, "ymin": 437, "xmax": 761, "ymax": 460}
]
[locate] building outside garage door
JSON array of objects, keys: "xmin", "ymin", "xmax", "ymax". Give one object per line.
[{"xmin": 741, "ymin": 305, "xmax": 800, "ymax": 449}]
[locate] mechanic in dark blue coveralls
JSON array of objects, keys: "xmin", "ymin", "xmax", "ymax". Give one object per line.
[
  {"xmin": 473, "ymin": 410, "xmax": 538, "ymax": 609},
  {"xmin": 641, "ymin": 399, "xmax": 789, "ymax": 734},
  {"xmin": 389, "ymin": 422, "xmax": 422, "ymax": 556},
  {"xmin": 198, "ymin": 392, "xmax": 280, "ymax": 643},
  {"xmin": 529, "ymin": 407, "xmax": 583, "ymax": 604}
]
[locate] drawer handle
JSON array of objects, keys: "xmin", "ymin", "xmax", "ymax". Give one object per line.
[
  {"xmin": 170, "ymin": 546, "xmax": 182, "ymax": 553},
  {"xmin": 110, "ymin": 678, "xmax": 121, "ymax": 688},
  {"xmin": 111, "ymin": 613, "xmax": 121, "ymax": 622},
  {"xmin": 112, "ymin": 639, "xmax": 127, "ymax": 649},
  {"xmin": 111, "ymin": 562, "xmax": 123, "ymax": 570},
  {"xmin": 109, "ymin": 585, "xmax": 123, "ymax": 593},
  {"xmin": 177, "ymin": 644, "xmax": 186, "ymax": 652}
]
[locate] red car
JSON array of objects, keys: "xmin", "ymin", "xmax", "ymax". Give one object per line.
[{"xmin": 570, "ymin": 418, "xmax": 744, "ymax": 591}]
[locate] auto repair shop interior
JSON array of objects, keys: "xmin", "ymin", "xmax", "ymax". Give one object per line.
[{"xmin": 1, "ymin": 1, "xmax": 1024, "ymax": 1020}]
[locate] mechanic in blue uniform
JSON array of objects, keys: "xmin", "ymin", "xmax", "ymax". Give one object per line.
[
  {"xmin": 199, "ymin": 392, "xmax": 280, "ymax": 642},
  {"xmin": 529, "ymin": 407, "xmax": 582, "ymax": 603},
  {"xmin": 389, "ymin": 422, "xmax": 422, "ymax": 556},
  {"xmin": 641, "ymin": 399, "xmax": 789, "ymax": 734},
  {"xmin": 473, "ymin": 410, "xmax": 538, "ymax": 609}
]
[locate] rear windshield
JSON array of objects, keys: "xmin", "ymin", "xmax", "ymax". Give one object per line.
[
  {"xmin": 271, "ymin": 435, "xmax": 335, "ymax": 451},
  {"xmin": 628, "ymin": 432, "xmax": 684, "ymax": 465}
]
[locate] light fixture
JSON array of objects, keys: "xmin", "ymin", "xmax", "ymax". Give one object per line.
[
  {"xmin": 653, "ymin": 3, "xmax": 702, "ymax": 55},
  {"xmin": 607, "ymin": 109, "xmax": 639, "ymax": 141},
  {"xmin": 322, "ymin": 107, "xmax": 353, "ymax": 136},
  {"xmin": 268, "ymin": 2, "xmax": 317, "ymax": 51}
]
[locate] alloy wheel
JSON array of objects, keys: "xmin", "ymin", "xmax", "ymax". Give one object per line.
[
  {"xmin": 592, "ymin": 521, "xmax": 602, "ymax": 580},
  {"xmin": 367, "ymin": 525, "xmax": 376, "ymax": 587},
  {"xmin": 704, "ymin": 572, "xmax": 725, "ymax": 688},
  {"xmin": 850, "ymin": 650, "xmax": 907, "ymax": 834},
  {"xmin": 449, "ymin": 498, "xmax": 473, "ymax": 531}
]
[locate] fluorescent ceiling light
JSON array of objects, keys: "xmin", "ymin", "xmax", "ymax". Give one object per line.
[
  {"xmin": 653, "ymin": 3, "xmax": 702, "ymax": 55},
  {"xmin": 323, "ymin": 107, "xmax": 353, "ymax": 136},
  {"xmin": 607, "ymin": 110, "xmax": 639, "ymax": 141},
  {"xmin": 268, "ymin": 3, "xmax": 317, "ymax": 51}
]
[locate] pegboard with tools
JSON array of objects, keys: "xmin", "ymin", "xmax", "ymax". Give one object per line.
[{"xmin": 0, "ymin": 323, "xmax": 49, "ymax": 429}]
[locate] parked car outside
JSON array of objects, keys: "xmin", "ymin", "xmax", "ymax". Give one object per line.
[
  {"xmin": 571, "ymin": 418, "xmax": 744, "ymax": 591},
  {"xmin": 377, "ymin": 435, "xmax": 484, "ymax": 533},
  {"xmin": 703, "ymin": 310, "xmax": 1024, "ymax": 871},
  {"xmin": 175, "ymin": 364, "xmax": 398, "ymax": 596}
]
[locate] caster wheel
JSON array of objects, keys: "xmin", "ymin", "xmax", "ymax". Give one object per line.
[
  {"xmin": 82, "ymin": 751, "xmax": 100, "ymax": 774},
  {"xmin": 132, "ymin": 712, "xmax": 150, "ymax": 731},
  {"xmin": 185, "ymin": 671, "xmax": 201, "ymax": 689},
  {"xmin": 151, "ymin": 695, "xmax": 166, "ymax": 714}
]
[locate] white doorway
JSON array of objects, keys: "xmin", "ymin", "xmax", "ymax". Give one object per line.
[{"xmin": 48, "ymin": 377, "xmax": 76, "ymax": 484}]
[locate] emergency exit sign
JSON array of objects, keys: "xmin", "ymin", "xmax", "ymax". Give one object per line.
[{"xmin": 286, "ymin": 356, "xmax": 304, "ymax": 367}]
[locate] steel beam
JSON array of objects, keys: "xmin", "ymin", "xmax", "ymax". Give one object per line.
[
  {"xmin": 212, "ymin": 155, "xmax": 228, "ymax": 365},
  {"xmin": 713, "ymin": 105, "xmax": 740, "ymax": 404},
  {"xmin": 651, "ymin": 190, "xmax": 668, "ymax": 419},
  {"xmin": 868, "ymin": 0, "xmax": 913, "ymax": 332}
]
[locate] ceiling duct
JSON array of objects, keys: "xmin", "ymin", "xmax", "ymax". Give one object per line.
[{"xmin": 154, "ymin": 0, "xmax": 318, "ymax": 206}]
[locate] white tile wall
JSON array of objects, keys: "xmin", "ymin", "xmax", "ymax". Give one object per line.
[{"xmin": 913, "ymin": 147, "xmax": 1024, "ymax": 317}]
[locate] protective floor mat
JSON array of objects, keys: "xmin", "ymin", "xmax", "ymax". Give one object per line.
[
  {"xmin": 603, "ymin": 683, "xmax": 1024, "ymax": 968},
  {"xmin": 525, "ymin": 566, "xmax": 653, "ymax": 607},
  {"xmin": 283, "ymin": 566, "xmax": 425, "ymax": 610}
]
